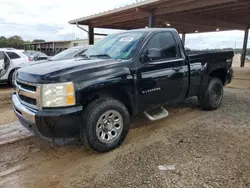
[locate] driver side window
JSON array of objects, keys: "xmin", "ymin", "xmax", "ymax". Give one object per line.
[{"xmin": 145, "ymin": 32, "xmax": 179, "ymax": 61}]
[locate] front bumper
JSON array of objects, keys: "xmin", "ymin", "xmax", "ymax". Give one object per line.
[
  {"xmin": 12, "ymin": 93, "xmax": 83, "ymax": 145},
  {"xmin": 225, "ymin": 68, "xmax": 233, "ymax": 85}
]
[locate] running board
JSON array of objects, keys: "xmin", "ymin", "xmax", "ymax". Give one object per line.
[{"xmin": 144, "ymin": 106, "xmax": 169, "ymax": 121}]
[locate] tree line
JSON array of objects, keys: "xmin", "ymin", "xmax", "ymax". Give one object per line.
[
  {"xmin": 0, "ymin": 36, "xmax": 45, "ymax": 49},
  {"xmin": 234, "ymin": 48, "xmax": 250, "ymax": 55}
]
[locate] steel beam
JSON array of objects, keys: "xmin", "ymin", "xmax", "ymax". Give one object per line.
[
  {"xmin": 241, "ymin": 27, "xmax": 249, "ymax": 67},
  {"xmin": 158, "ymin": 14, "xmax": 245, "ymax": 30},
  {"xmin": 94, "ymin": 33, "xmax": 108, "ymax": 36},
  {"xmin": 154, "ymin": 0, "xmax": 235, "ymax": 15}
]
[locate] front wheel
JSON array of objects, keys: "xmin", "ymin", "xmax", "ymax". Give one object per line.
[
  {"xmin": 198, "ymin": 78, "xmax": 224, "ymax": 110},
  {"xmin": 80, "ymin": 98, "xmax": 130, "ymax": 152}
]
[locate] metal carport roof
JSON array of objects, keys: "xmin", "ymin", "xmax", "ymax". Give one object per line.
[
  {"xmin": 69, "ymin": 0, "xmax": 250, "ymax": 66},
  {"xmin": 69, "ymin": 0, "xmax": 250, "ymax": 33}
]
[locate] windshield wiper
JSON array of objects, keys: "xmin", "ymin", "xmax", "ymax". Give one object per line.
[{"xmin": 89, "ymin": 54, "xmax": 111, "ymax": 59}]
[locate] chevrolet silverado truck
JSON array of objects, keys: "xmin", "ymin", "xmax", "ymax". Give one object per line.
[{"xmin": 12, "ymin": 28, "xmax": 233, "ymax": 152}]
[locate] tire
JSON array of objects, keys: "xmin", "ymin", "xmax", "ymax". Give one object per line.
[
  {"xmin": 80, "ymin": 98, "xmax": 130, "ymax": 152},
  {"xmin": 8, "ymin": 69, "xmax": 17, "ymax": 86},
  {"xmin": 199, "ymin": 78, "xmax": 224, "ymax": 110}
]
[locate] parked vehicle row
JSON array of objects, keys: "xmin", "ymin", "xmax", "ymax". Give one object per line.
[
  {"xmin": 12, "ymin": 28, "xmax": 234, "ymax": 152},
  {"xmin": 0, "ymin": 46, "xmax": 89, "ymax": 85}
]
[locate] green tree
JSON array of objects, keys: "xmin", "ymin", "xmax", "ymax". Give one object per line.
[
  {"xmin": 0, "ymin": 35, "xmax": 24, "ymax": 48},
  {"xmin": 0, "ymin": 36, "xmax": 7, "ymax": 47},
  {"xmin": 8, "ymin": 35, "xmax": 24, "ymax": 48}
]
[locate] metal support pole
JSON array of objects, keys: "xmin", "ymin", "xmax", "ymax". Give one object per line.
[
  {"xmin": 88, "ymin": 26, "xmax": 94, "ymax": 45},
  {"xmin": 76, "ymin": 22, "xmax": 107, "ymax": 41},
  {"xmin": 148, "ymin": 12, "xmax": 155, "ymax": 28},
  {"xmin": 52, "ymin": 42, "xmax": 55, "ymax": 55},
  {"xmin": 241, "ymin": 27, "xmax": 249, "ymax": 67},
  {"xmin": 182, "ymin": 33, "xmax": 186, "ymax": 46}
]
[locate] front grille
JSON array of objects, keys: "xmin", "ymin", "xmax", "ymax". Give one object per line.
[
  {"xmin": 15, "ymin": 79, "xmax": 40, "ymax": 109},
  {"xmin": 16, "ymin": 80, "xmax": 36, "ymax": 92}
]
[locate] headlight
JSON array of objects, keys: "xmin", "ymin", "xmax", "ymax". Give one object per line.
[{"xmin": 41, "ymin": 82, "xmax": 75, "ymax": 107}]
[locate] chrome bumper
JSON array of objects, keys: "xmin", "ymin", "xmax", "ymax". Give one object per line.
[{"xmin": 12, "ymin": 94, "xmax": 36, "ymax": 123}]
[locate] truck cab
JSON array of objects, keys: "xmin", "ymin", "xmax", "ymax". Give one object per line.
[{"xmin": 12, "ymin": 28, "xmax": 233, "ymax": 152}]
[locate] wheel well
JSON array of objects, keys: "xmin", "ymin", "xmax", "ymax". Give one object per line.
[
  {"xmin": 81, "ymin": 89, "xmax": 133, "ymax": 115},
  {"xmin": 209, "ymin": 68, "xmax": 227, "ymax": 84},
  {"xmin": 8, "ymin": 68, "xmax": 16, "ymax": 80}
]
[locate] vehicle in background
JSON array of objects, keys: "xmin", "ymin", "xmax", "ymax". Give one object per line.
[
  {"xmin": 0, "ymin": 49, "xmax": 29, "ymax": 85},
  {"xmin": 12, "ymin": 28, "xmax": 233, "ymax": 152},
  {"xmin": 0, "ymin": 48, "xmax": 16, "ymax": 50},
  {"xmin": 23, "ymin": 50, "xmax": 48, "ymax": 61},
  {"xmin": 0, "ymin": 46, "xmax": 90, "ymax": 86},
  {"xmin": 48, "ymin": 46, "xmax": 89, "ymax": 61}
]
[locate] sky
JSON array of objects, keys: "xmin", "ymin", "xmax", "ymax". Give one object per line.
[{"xmin": 0, "ymin": 0, "xmax": 249, "ymax": 50}]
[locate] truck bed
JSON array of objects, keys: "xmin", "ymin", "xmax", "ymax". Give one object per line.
[{"xmin": 186, "ymin": 50, "xmax": 234, "ymax": 61}]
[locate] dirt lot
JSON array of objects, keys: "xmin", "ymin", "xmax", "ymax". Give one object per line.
[
  {"xmin": 0, "ymin": 84, "xmax": 16, "ymax": 125},
  {"xmin": 0, "ymin": 68, "xmax": 250, "ymax": 188}
]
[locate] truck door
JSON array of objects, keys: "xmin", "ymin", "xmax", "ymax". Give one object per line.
[{"xmin": 137, "ymin": 31, "xmax": 189, "ymax": 110}]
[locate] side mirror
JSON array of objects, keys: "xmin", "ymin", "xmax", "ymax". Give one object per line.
[
  {"xmin": 147, "ymin": 48, "xmax": 161, "ymax": 59},
  {"xmin": 140, "ymin": 48, "xmax": 162, "ymax": 63}
]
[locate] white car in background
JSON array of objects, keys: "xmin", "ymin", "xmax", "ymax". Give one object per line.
[{"xmin": 0, "ymin": 49, "xmax": 30, "ymax": 86}]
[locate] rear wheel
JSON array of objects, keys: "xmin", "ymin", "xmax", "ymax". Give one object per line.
[
  {"xmin": 199, "ymin": 78, "xmax": 223, "ymax": 110},
  {"xmin": 80, "ymin": 98, "xmax": 130, "ymax": 152}
]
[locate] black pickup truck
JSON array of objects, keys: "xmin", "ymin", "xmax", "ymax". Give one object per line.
[{"xmin": 12, "ymin": 28, "xmax": 233, "ymax": 152}]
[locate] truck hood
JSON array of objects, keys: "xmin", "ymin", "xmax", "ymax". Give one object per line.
[{"xmin": 17, "ymin": 58, "xmax": 125, "ymax": 83}]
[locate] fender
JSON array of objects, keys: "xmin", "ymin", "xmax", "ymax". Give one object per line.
[
  {"xmin": 74, "ymin": 66, "xmax": 136, "ymax": 115},
  {"xmin": 198, "ymin": 51, "xmax": 234, "ymax": 95}
]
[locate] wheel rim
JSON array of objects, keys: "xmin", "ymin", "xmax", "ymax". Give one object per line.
[
  {"xmin": 210, "ymin": 83, "xmax": 222, "ymax": 107},
  {"xmin": 96, "ymin": 110, "xmax": 123, "ymax": 144}
]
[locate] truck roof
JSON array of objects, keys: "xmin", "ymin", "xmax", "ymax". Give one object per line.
[
  {"xmin": 133, "ymin": 28, "xmax": 177, "ymax": 32},
  {"xmin": 120, "ymin": 28, "xmax": 178, "ymax": 34},
  {"xmin": 111, "ymin": 28, "xmax": 178, "ymax": 36}
]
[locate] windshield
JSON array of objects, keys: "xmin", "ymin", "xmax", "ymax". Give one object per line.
[
  {"xmin": 84, "ymin": 32, "xmax": 144, "ymax": 60},
  {"xmin": 50, "ymin": 47, "xmax": 87, "ymax": 61}
]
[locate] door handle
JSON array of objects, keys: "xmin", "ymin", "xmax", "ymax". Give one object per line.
[{"xmin": 172, "ymin": 67, "xmax": 182, "ymax": 72}]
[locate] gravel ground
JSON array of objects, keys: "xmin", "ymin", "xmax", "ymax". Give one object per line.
[{"xmin": 0, "ymin": 88, "xmax": 249, "ymax": 188}]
